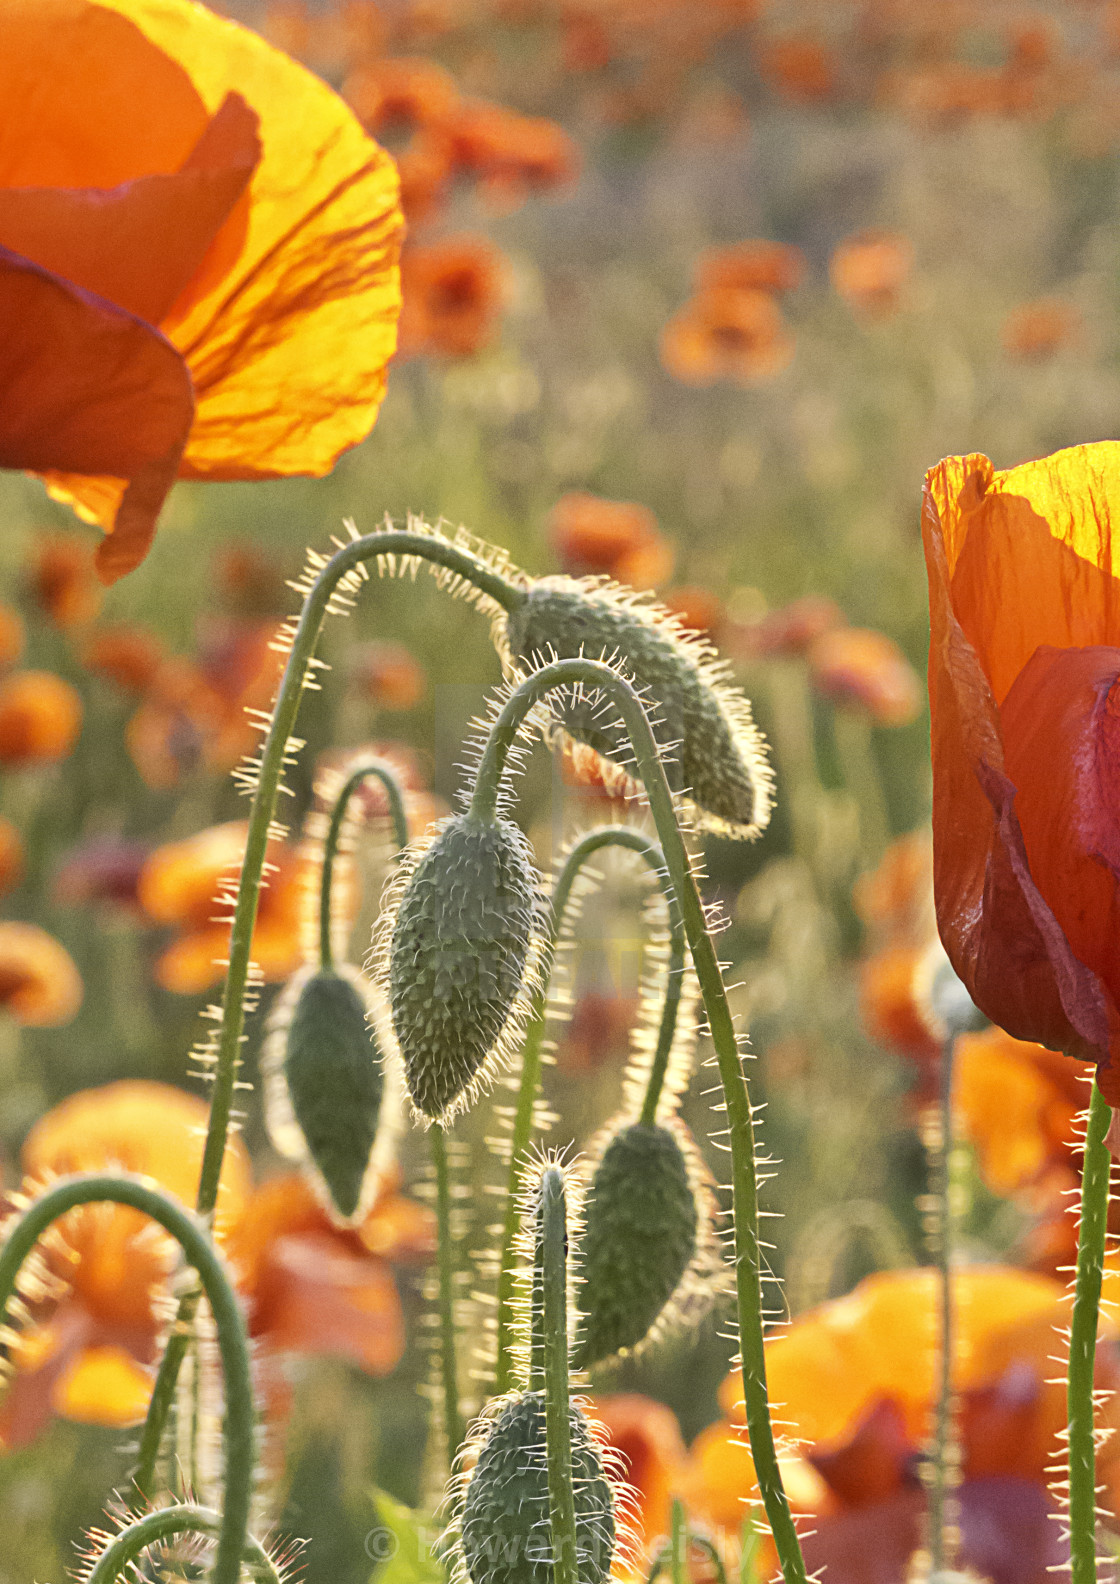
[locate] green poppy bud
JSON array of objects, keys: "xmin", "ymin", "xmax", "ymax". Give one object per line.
[
  {"xmin": 263, "ymin": 963, "xmax": 397, "ymax": 1224},
  {"xmin": 377, "ymin": 813, "xmax": 544, "ymax": 1123},
  {"xmin": 458, "ymin": 1391, "xmax": 615, "ymax": 1584},
  {"xmin": 574, "ymin": 1118, "xmax": 716, "ymax": 1369},
  {"xmin": 499, "ymin": 577, "xmax": 771, "ymax": 840}
]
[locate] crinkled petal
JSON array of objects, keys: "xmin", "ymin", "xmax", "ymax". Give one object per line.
[{"xmin": 0, "ymin": 247, "xmax": 193, "ymax": 578}]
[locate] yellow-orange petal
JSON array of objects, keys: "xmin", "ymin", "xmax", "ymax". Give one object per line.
[
  {"xmin": 589, "ymin": 1394, "xmax": 686, "ymax": 1548},
  {"xmin": 51, "ymin": 1344, "xmax": 152, "ymax": 1427},
  {"xmin": 0, "ymin": 604, "xmax": 25, "ymax": 668},
  {"xmin": 0, "ymin": 922, "xmax": 82, "ymax": 1027},
  {"xmin": 253, "ymin": 1230, "xmax": 405, "ymax": 1374},
  {"xmin": 0, "ymin": 817, "xmax": 25, "ymax": 897}
]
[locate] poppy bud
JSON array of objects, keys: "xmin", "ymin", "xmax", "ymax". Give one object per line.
[
  {"xmin": 574, "ymin": 1119, "xmax": 715, "ymax": 1369},
  {"xmin": 499, "ymin": 577, "xmax": 771, "ymax": 840},
  {"xmin": 264, "ymin": 963, "xmax": 394, "ymax": 1223},
  {"xmin": 377, "ymin": 813, "xmax": 544, "ymax": 1122},
  {"xmin": 457, "ymin": 1391, "xmax": 616, "ymax": 1584}
]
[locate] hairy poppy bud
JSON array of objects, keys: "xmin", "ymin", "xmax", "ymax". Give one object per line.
[
  {"xmin": 376, "ymin": 813, "xmax": 543, "ymax": 1122},
  {"xmin": 574, "ymin": 1118, "xmax": 715, "ymax": 1368},
  {"xmin": 499, "ymin": 577, "xmax": 771, "ymax": 840},
  {"xmin": 263, "ymin": 963, "xmax": 394, "ymax": 1223},
  {"xmin": 458, "ymin": 1391, "xmax": 616, "ymax": 1584}
]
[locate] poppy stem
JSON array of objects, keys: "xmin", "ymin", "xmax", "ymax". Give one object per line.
[
  {"xmin": 469, "ymin": 657, "xmax": 808, "ymax": 1584},
  {"xmin": 84, "ymin": 1503, "xmax": 281, "ymax": 1584},
  {"xmin": 538, "ymin": 1165, "xmax": 579, "ymax": 1584},
  {"xmin": 134, "ymin": 528, "xmax": 525, "ymax": 1489},
  {"xmin": 927, "ymin": 1034, "xmax": 958, "ymax": 1574},
  {"xmin": 1069, "ymin": 1080, "xmax": 1112, "ymax": 1584},
  {"xmin": 432, "ymin": 1122, "xmax": 465, "ymax": 1461},
  {"xmin": 318, "ymin": 756, "xmax": 411, "ymax": 972},
  {"xmin": 493, "ymin": 825, "xmax": 683, "ymax": 1396},
  {"xmin": 0, "ymin": 1176, "xmax": 254, "ymax": 1584}
]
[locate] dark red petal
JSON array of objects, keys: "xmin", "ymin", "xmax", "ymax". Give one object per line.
[{"xmin": 0, "ymin": 247, "xmax": 193, "ymax": 580}]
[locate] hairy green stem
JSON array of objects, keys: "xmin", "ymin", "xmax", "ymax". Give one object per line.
[
  {"xmin": 493, "ymin": 824, "xmax": 683, "ymax": 1395},
  {"xmin": 0, "ymin": 1176, "xmax": 254, "ymax": 1584},
  {"xmin": 319, "ymin": 757, "xmax": 412, "ymax": 970},
  {"xmin": 928, "ymin": 1036, "xmax": 957, "ymax": 1573},
  {"xmin": 135, "ymin": 529, "xmax": 522, "ymax": 1491},
  {"xmin": 469, "ymin": 658, "xmax": 807, "ymax": 1583},
  {"xmin": 432, "ymin": 1123, "xmax": 465, "ymax": 1460},
  {"xmin": 1069, "ymin": 1081, "xmax": 1112, "ymax": 1584},
  {"xmin": 87, "ymin": 1503, "xmax": 281, "ymax": 1584},
  {"xmin": 540, "ymin": 1166, "xmax": 578, "ymax": 1584}
]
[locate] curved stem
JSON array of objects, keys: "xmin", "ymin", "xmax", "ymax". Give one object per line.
[
  {"xmin": 135, "ymin": 529, "xmax": 522, "ymax": 1491},
  {"xmin": 669, "ymin": 1499, "xmax": 688, "ymax": 1584},
  {"xmin": 469, "ymin": 658, "xmax": 806, "ymax": 1583},
  {"xmin": 493, "ymin": 825, "xmax": 682, "ymax": 1395},
  {"xmin": 1069, "ymin": 1080, "xmax": 1112, "ymax": 1584},
  {"xmin": 319, "ymin": 757, "xmax": 412, "ymax": 970},
  {"xmin": 431, "ymin": 1124, "xmax": 464, "ymax": 1460},
  {"xmin": 87, "ymin": 1503, "xmax": 281, "ymax": 1584},
  {"xmin": 928, "ymin": 1035, "xmax": 957, "ymax": 1573},
  {"xmin": 539, "ymin": 1166, "xmax": 578, "ymax": 1584},
  {"xmin": 0, "ymin": 1176, "xmax": 254, "ymax": 1584}
]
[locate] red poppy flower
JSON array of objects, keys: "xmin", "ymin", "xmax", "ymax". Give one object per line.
[
  {"xmin": 922, "ymin": 444, "xmax": 1120, "ymax": 1108},
  {"xmin": 0, "ymin": 0, "xmax": 403, "ymax": 582}
]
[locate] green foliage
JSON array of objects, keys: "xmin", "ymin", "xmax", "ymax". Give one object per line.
[
  {"xmin": 574, "ymin": 1121, "xmax": 699, "ymax": 1368},
  {"xmin": 502, "ymin": 578, "xmax": 770, "ymax": 840},
  {"xmin": 280, "ymin": 967, "xmax": 386, "ymax": 1221},
  {"xmin": 368, "ymin": 1490, "xmax": 445, "ymax": 1584},
  {"xmin": 458, "ymin": 1393, "xmax": 614, "ymax": 1584},
  {"xmin": 386, "ymin": 814, "xmax": 541, "ymax": 1120}
]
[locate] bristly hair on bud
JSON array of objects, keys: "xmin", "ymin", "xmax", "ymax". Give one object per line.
[
  {"xmin": 572, "ymin": 1112, "xmax": 723, "ymax": 1371},
  {"xmin": 370, "ymin": 812, "xmax": 548, "ymax": 1126},
  {"xmin": 262, "ymin": 961, "xmax": 403, "ymax": 1225},
  {"xmin": 496, "ymin": 575, "xmax": 773, "ymax": 841}
]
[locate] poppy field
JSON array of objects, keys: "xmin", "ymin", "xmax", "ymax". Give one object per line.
[{"xmin": 6, "ymin": 1, "xmax": 1120, "ymax": 1582}]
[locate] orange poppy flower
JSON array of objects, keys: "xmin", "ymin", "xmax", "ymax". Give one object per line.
[
  {"xmin": 660, "ymin": 288, "xmax": 795, "ymax": 387},
  {"xmin": 830, "ymin": 230, "xmax": 913, "ymax": 319},
  {"xmin": 922, "ymin": 444, "xmax": 1120, "ymax": 1108},
  {"xmin": 0, "ymin": 0, "xmax": 403, "ymax": 582},
  {"xmin": 344, "ymin": 56, "xmax": 460, "ymax": 135},
  {"xmin": 397, "ymin": 236, "xmax": 509, "ymax": 358},
  {"xmin": 0, "ymin": 922, "xmax": 82, "ymax": 1027},
  {"xmin": 694, "ymin": 240, "xmax": 806, "ymax": 297},
  {"xmin": 0, "ymin": 671, "xmax": 83, "ymax": 766},
  {"xmin": 808, "ymin": 627, "xmax": 923, "ymax": 726},
  {"xmin": 954, "ymin": 1026, "xmax": 1087, "ymax": 1202},
  {"xmin": 729, "ymin": 594, "xmax": 845, "ymax": 661},
  {"xmin": 26, "ymin": 536, "xmax": 102, "ymax": 629},
  {"xmin": 683, "ymin": 1266, "xmax": 1120, "ymax": 1578},
  {"xmin": 81, "ymin": 624, "xmax": 165, "ymax": 694},
  {"xmin": 554, "ymin": 989, "xmax": 640, "ymax": 1073},
  {"xmin": 660, "ymin": 586, "xmax": 724, "ymax": 637},
  {"xmin": 0, "ymin": 817, "xmax": 24, "ymax": 898},
  {"xmin": 589, "ymin": 1394, "xmax": 687, "ymax": 1559},
  {"xmin": 2, "ymin": 1081, "xmax": 246, "ymax": 1442},
  {"xmin": 445, "ymin": 100, "xmax": 580, "ymax": 207},
  {"xmin": 851, "ymin": 829, "xmax": 935, "ymax": 948},
  {"xmin": 53, "ymin": 836, "xmax": 150, "ymax": 914},
  {"xmin": 349, "ymin": 641, "xmax": 427, "ymax": 710},
  {"xmin": 223, "ymin": 1169, "xmax": 433, "ymax": 1375},
  {"xmin": 1001, "ymin": 298, "xmax": 1082, "ymax": 361},
  {"xmin": 395, "ymin": 131, "xmax": 456, "ymax": 228},
  {"xmin": 0, "ymin": 605, "xmax": 25, "ymax": 670},
  {"xmin": 859, "ymin": 944, "xmax": 943, "ymax": 1070},
  {"xmin": 138, "ymin": 820, "xmax": 306, "ymax": 993},
  {"xmin": 756, "ymin": 35, "xmax": 835, "ymax": 104},
  {"xmin": 547, "ymin": 492, "xmax": 675, "ymax": 589}
]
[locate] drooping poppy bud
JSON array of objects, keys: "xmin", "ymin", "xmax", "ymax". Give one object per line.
[
  {"xmin": 499, "ymin": 577, "xmax": 772, "ymax": 840},
  {"xmin": 375, "ymin": 813, "xmax": 545, "ymax": 1122},
  {"xmin": 263, "ymin": 962, "xmax": 398, "ymax": 1224},
  {"xmin": 574, "ymin": 1117, "xmax": 717, "ymax": 1369}
]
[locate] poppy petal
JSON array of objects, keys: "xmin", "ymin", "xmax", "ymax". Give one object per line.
[
  {"xmin": 254, "ymin": 1231, "xmax": 405, "ymax": 1375},
  {"xmin": 51, "ymin": 1343, "xmax": 153, "ymax": 1426},
  {"xmin": 0, "ymin": 93, "xmax": 260, "ymax": 327},
  {"xmin": 96, "ymin": 0, "xmax": 404, "ymax": 481}
]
